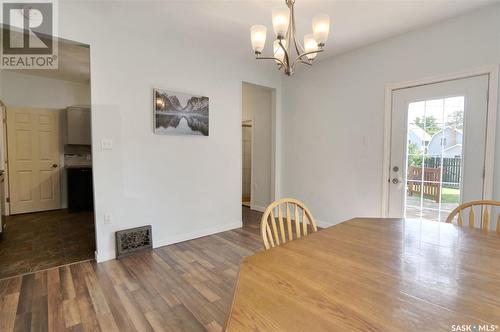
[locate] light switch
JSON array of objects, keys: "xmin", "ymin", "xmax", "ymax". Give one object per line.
[{"xmin": 101, "ymin": 139, "xmax": 113, "ymax": 150}]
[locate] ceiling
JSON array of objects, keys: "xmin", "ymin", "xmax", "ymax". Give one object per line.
[
  {"xmin": 159, "ymin": 0, "xmax": 496, "ymax": 59},
  {"xmin": 2, "ymin": 0, "xmax": 496, "ymax": 82}
]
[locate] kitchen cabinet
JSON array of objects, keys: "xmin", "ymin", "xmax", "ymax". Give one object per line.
[{"xmin": 66, "ymin": 107, "xmax": 91, "ymax": 145}]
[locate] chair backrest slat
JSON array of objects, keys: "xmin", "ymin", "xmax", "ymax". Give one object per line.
[
  {"xmin": 285, "ymin": 204, "xmax": 293, "ymax": 241},
  {"xmin": 483, "ymin": 208, "xmax": 490, "ymax": 230},
  {"xmin": 273, "ymin": 210, "xmax": 286, "ymax": 244},
  {"xmin": 302, "ymin": 208, "xmax": 308, "ymax": 236},
  {"xmin": 265, "ymin": 223, "xmax": 275, "ymax": 248},
  {"xmin": 260, "ymin": 198, "xmax": 318, "ymax": 250},
  {"xmin": 446, "ymin": 200, "xmax": 500, "ymax": 232},
  {"xmin": 294, "ymin": 204, "xmax": 301, "ymax": 239},
  {"xmin": 284, "ymin": 204, "xmax": 293, "ymax": 241},
  {"xmin": 269, "ymin": 212, "xmax": 279, "ymax": 246}
]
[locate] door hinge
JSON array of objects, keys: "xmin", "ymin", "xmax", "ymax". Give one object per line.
[
  {"xmin": 483, "ymin": 167, "xmax": 486, "ymax": 178},
  {"xmin": 6, "ymin": 197, "xmax": 9, "ymax": 203}
]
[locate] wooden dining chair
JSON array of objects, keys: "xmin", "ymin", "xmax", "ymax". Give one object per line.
[
  {"xmin": 260, "ymin": 198, "xmax": 318, "ymax": 250},
  {"xmin": 446, "ymin": 200, "xmax": 500, "ymax": 232}
]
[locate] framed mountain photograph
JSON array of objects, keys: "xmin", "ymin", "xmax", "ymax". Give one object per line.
[{"xmin": 153, "ymin": 88, "xmax": 209, "ymax": 136}]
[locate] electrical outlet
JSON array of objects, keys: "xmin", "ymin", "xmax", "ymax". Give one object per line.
[{"xmin": 104, "ymin": 213, "xmax": 112, "ymax": 224}]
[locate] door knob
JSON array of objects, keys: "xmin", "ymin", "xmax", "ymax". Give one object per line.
[
  {"xmin": 393, "ymin": 166, "xmax": 399, "ymax": 172},
  {"xmin": 52, "ymin": 164, "xmax": 58, "ymax": 168},
  {"xmin": 392, "ymin": 178, "xmax": 399, "ymax": 184}
]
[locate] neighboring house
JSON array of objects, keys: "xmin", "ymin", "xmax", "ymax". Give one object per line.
[
  {"xmin": 408, "ymin": 126, "xmax": 431, "ymax": 151},
  {"xmin": 427, "ymin": 127, "xmax": 463, "ymax": 157},
  {"xmin": 442, "ymin": 144, "xmax": 463, "ymax": 158}
]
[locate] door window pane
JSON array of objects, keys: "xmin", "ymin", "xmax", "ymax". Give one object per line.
[{"xmin": 405, "ymin": 97, "xmax": 464, "ymax": 222}]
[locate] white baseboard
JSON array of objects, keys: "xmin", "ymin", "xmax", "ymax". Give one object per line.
[
  {"xmin": 96, "ymin": 250, "xmax": 115, "ymax": 263},
  {"xmin": 250, "ymin": 204, "xmax": 266, "ymax": 212},
  {"xmin": 153, "ymin": 221, "xmax": 242, "ymax": 249},
  {"xmin": 315, "ymin": 219, "xmax": 344, "ymax": 228},
  {"xmin": 96, "ymin": 221, "xmax": 242, "ymax": 263},
  {"xmin": 246, "ymin": 204, "xmax": 342, "ymax": 229}
]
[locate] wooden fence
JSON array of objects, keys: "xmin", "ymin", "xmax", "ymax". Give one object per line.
[{"xmin": 425, "ymin": 157, "xmax": 461, "ymax": 186}]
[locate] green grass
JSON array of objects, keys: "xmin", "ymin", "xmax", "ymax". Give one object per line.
[
  {"xmin": 440, "ymin": 187, "xmax": 460, "ymax": 203},
  {"xmin": 421, "ymin": 187, "xmax": 460, "ymax": 203}
]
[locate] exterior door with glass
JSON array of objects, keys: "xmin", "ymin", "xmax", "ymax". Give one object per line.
[{"xmin": 388, "ymin": 75, "xmax": 489, "ymax": 222}]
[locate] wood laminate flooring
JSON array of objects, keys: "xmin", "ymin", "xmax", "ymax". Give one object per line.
[{"xmin": 0, "ymin": 207, "xmax": 263, "ymax": 332}]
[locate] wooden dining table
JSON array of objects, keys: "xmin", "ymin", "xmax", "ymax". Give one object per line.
[{"xmin": 225, "ymin": 217, "xmax": 500, "ymax": 331}]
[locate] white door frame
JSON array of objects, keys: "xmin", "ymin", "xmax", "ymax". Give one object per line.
[{"xmin": 382, "ymin": 65, "xmax": 499, "ymax": 217}]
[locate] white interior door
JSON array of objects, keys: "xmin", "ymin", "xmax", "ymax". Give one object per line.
[
  {"xmin": 388, "ymin": 75, "xmax": 489, "ymax": 221},
  {"xmin": 7, "ymin": 107, "xmax": 61, "ymax": 214}
]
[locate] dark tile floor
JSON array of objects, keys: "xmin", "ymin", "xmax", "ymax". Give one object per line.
[{"xmin": 0, "ymin": 209, "xmax": 95, "ymax": 279}]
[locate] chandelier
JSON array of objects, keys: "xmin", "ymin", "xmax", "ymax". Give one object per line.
[{"xmin": 250, "ymin": 0, "xmax": 330, "ymax": 76}]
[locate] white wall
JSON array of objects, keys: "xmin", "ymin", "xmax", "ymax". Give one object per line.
[
  {"xmin": 57, "ymin": 1, "xmax": 282, "ymax": 262},
  {"xmin": 0, "ymin": 71, "xmax": 90, "ymax": 108},
  {"xmin": 0, "ymin": 71, "xmax": 91, "ymax": 210},
  {"xmin": 282, "ymin": 5, "xmax": 500, "ymax": 227},
  {"xmin": 242, "ymin": 82, "xmax": 274, "ymax": 211}
]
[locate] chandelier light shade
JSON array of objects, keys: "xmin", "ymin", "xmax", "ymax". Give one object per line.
[
  {"xmin": 251, "ymin": 25, "xmax": 267, "ymax": 53},
  {"xmin": 303, "ymin": 34, "xmax": 318, "ymax": 60},
  {"xmin": 272, "ymin": 6, "xmax": 290, "ymax": 38},
  {"xmin": 250, "ymin": 0, "xmax": 330, "ymax": 76},
  {"xmin": 312, "ymin": 14, "xmax": 330, "ymax": 46}
]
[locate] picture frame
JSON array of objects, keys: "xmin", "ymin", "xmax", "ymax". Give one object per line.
[{"xmin": 153, "ymin": 88, "xmax": 209, "ymax": 136}]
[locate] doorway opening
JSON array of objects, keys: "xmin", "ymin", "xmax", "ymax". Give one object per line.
[
  {"xmin": 241, "ymin": 82, "xmax": 276, "ymax": 213},
  {"xmin": 0, "ymin": 36, "xmax": 94, "ymax": 279}
]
